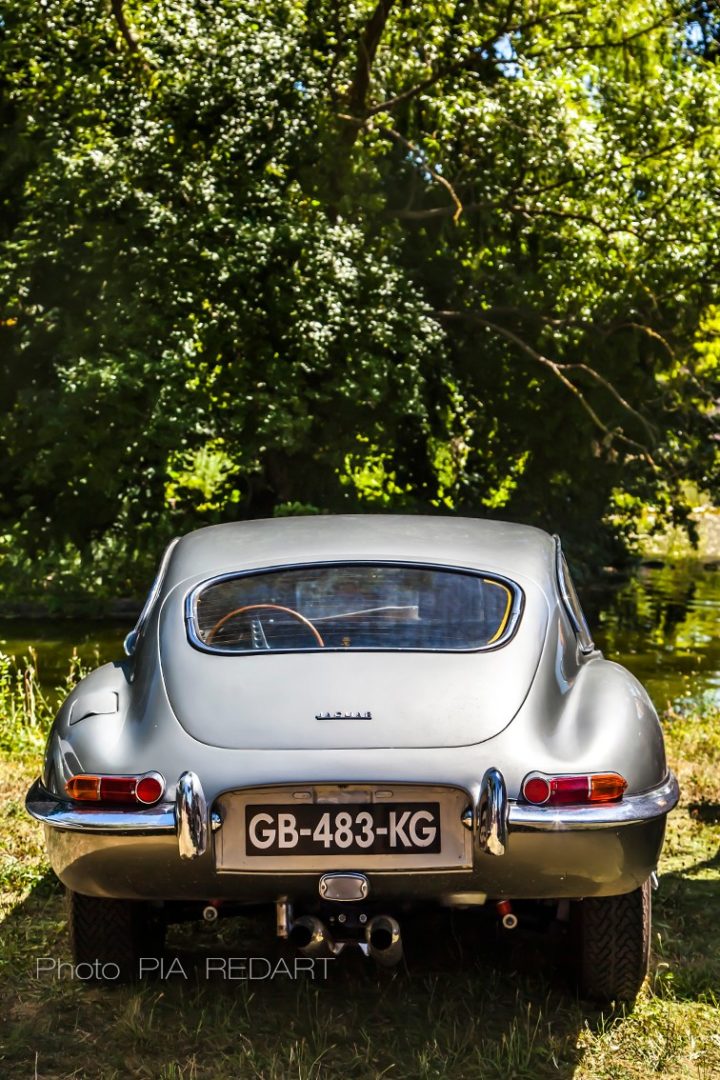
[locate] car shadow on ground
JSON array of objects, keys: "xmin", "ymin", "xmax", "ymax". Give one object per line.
[
  {"xmin": 652, "ymin": 841, "xmax": 720, "ymax": 1002},
  {"xmin": 0, "ymin": 879, "xmax": 617, "ymax": 1078},
  {"xmin": 135, "ymin": 906, "xmax": 599, "ymax": 1077},
  {"xmin": 2, "ymin": 863, "xmax": 715, "ymax": 1078}
]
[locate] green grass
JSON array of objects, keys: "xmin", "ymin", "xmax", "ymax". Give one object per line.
[{"xmin": 0, "ymin": 655, "xmax": 718, "ymax": 1079}]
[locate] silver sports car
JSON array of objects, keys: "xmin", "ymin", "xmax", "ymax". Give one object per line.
[{"xmin": 27, "ymin": 516, "xmax": 679, "ymax": 1000}]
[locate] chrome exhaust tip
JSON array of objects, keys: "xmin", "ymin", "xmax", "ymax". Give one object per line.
[
  {"xmin": 288, "ymin": 915, "xmax": 333, "ymax": 957},
  {"xmin": 366, "ymin": 915, "xmax": 403, "ymax": 968}
]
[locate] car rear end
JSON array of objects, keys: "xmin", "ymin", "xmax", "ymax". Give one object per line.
[{"xmin": 26, "ymin": 517, "xmax": 679, "ymax": 998}]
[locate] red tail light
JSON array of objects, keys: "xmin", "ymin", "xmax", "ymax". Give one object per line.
[
  {"xmin": 135, "ymin": 774, "xmax": 165, "ymax": 804},
  {"xmin": 66, "ymin": 772, "xmax": 165, "ymax": 805},
  {"xmin": 521, "ymin": 771, "xmax": 627, "ymax": 806}
]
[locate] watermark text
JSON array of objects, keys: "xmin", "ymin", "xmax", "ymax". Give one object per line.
[{"xmin": 34, "ymin": 955, "xmax": 334, "ymax": 981}]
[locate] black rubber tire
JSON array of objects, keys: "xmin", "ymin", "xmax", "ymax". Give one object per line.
[
  {"xmin": 67, "ymin": 890, "xmax": 165, "ymax": 983},
  {"xmin": 573, "ymin": 878, "xmax": 651, "ymax": 1003}
]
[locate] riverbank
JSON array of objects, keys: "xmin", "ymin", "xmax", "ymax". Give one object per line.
[{"xmin": 0, "ymin": 668, "xmax": 718, "ymax": 1078}]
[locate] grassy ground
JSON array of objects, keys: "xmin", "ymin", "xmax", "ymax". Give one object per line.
[{"xmin": 0, "ymin": 684, "xmax": 718, "ymax": 1079}]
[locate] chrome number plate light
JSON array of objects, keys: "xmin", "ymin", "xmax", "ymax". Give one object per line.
[{"xmin": 214, "ymin": 784, "xmax": 472, "ymax": 872}]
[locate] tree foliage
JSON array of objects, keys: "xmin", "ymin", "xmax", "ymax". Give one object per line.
[{"xmin": 0, "ymin": 0, "xmax": 718, "ymax": 594}]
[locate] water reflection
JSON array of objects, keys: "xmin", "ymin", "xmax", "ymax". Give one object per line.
[
  {"xmin": 0, "ymin": 566, "xmax": 718, "ymax": 711},
  {"xmin": 588, "ymin": 566, "xmax": 720, "ymax": 711},
  {"xmin": 0, "ymin": 620, "xmax": 132, "ymax": 696}
]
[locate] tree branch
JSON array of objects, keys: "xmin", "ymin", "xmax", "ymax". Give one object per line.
[
  {"xmin": 525, "ymin": 12, "xmax": 680, "ymax": 59},
  {"xmin": 561, "ymin": 361, "xmax": 657, "ymax": 441},
  {"xmin": 385, "ymin": 201, "xmax": 489, "ymax": 220},
  {"xmin": 365, "ymin": 7, "xmax": 587, "ymax": 118},
  {"xmin": 518, "ymin": 135, "xmax": 699, "ymax": 199},
  {"xmin": 110, "ymin": 0, "xmax": 140, "ymax": 54},
  {"xmin": 513, "ymin": 203, "xmax": 640, "ymax": 240},
  {"xmin": 434, "ymin": 310, "xmax": 658, "ymax": 461},
  {"xmin": 377, "ymin": 125, "xmax": 464, "ymax": 221},
  {"xmin": 110, "ymin": 0, "xmax": 152, "ymax": 68},
  {"xmin": 385, "ymin": 198, "xmax": 640, "ymax": 240},
  {"xmin": 341, "ymin": 0, "xmax": 396, "ymax": 150}
]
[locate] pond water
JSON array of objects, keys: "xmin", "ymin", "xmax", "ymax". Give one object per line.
[
  {"xmin": 0, "ymin": 565, "xmax": 718, "ymax": 712},
  {"xmin": 587, "ymin": 565, "xmax": 720, "ymax": 711}
]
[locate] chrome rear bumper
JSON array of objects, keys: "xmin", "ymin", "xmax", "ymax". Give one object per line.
[
  {"xmin": 26, "ymin": 778, "xmax": 176, "ymax": 834},
  {"xmin": 26, "ymin": 769, "xmax": 679, "ymax": 855}
]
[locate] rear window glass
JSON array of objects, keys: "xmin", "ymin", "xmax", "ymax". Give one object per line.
[{"xmin": 190, "ymin": 564, "xmax": 519, "ymax": 653}]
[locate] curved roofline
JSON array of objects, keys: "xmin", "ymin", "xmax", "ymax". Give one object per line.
[{"xmin": 161, "ymin": 515, "xmax": 556, "ymax": 592}]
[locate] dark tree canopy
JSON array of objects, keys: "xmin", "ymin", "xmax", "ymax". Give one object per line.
[{"xmin": 0, "ymin": 0, "xmax": 718, "ymax": 597}]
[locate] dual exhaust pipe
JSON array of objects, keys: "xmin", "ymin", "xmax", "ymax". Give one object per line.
[
  {"xmin": 365, "ymin": 914, "xmax": 403, "ymax": 967},
  {"xmin": 289, "ymin": 914, "xmax": 403, "ymax": 967}
]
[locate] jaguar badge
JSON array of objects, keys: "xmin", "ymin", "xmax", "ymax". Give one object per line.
[{"xmin": 315, "ymin": 711, "xmax": 372, "ymax": 720}]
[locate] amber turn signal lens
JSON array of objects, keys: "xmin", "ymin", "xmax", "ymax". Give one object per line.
[
  {"xmin": 65, "ymin": 775, "xmax": 102, "ymax": 801},
  {"xmin": 589, "ymin": 772, "xmax": 628, "ymax": 802}
]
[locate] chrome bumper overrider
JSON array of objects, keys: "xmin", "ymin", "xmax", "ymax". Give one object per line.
[
  {"xmin": 478, "ymin": 767, "xmax": 508, "ymax": 855},
  {"xmin": 26, "ymin": 769, "xmax": 680, "ymax": 860}
]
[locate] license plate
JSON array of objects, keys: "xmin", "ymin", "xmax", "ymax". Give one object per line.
[{"xmin": 245, "ymin": 802, "xmax": 441, "ymax": 856}]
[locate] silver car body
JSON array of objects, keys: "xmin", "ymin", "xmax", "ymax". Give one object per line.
[{"xmin": 27, "ymin": 516, "xmax": 679, "ymax": 907}]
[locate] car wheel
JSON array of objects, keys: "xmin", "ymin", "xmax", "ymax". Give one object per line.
[
  {"xmin": 67, "ymin": 890, "xmax": 166, "ymax": 982},
  {"xmin": 574, "ymin": 876, "xmax": 651, "ymax": 1002},
  {"xmin": 573, "ymin": 878, "xmax": 651, "ymax": 1003}
]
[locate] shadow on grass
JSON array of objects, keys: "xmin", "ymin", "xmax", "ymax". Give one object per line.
[
  {"xmin": 0, "ymin": 875, "xmax": 594, "ymax": 1079},
  {"xmin": 653, "ymin": 842, "xmax": 720, "ymax": 1003},
  {"xmin": 688, "ymin": 800, "xmax": 720, "ymax": 824},
  {"xmin": 2, "ymin": 856, "xmax": 717, "ymax": 1079}
]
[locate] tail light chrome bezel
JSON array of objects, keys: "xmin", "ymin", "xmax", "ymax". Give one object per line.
[
  {"xmin": 65, "ymin": 771, "xmax": 165, "ymax": 806},
  {"xmin": 521, "ymin": 771, "xmax": 627, "ymax": 807}
]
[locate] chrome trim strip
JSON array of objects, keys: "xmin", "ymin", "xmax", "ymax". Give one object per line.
[
  {"xmin": 25, "ymin": 778, "xmax": 176, "ymax": 834},
  {"xmin": 478, "ymin": 767, "xmax": 508, "ymax": 856},
  {"xmin": 176, "ymin": 771, "xmax": 208, "ymax": 859},
  {"xmin": 125, "ymin": 536, "xmax": 180, "ymax": 656},
  {"xmin": 553, "ymin": 535, "xmax": 595, "ymax": 654},
  {"xmin": 508, "ymin": 772, "xmax": 680, "ymax": 831},
  {"xmin": 184, "ymin": 559, "xmax": 525, "ymax": 657}
]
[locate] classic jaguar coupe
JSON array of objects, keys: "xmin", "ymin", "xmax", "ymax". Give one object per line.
[{"xmin": 27, "ymin": 516, "xmax": 679, "ymax": 999}]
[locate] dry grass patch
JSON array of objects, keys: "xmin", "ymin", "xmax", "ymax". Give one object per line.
[{"xmin": 0, "ymin": 702, "xmax": 718, "ymax": 1079}]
